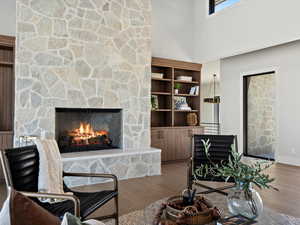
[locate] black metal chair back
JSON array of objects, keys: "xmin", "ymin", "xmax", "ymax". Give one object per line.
[
  {"xmin": 193, "ymin": 134, "xmax": 236, "ymax": 181},
  {"xmin": 188, "ymin": 134, "xmax": 237, "ymax": 194},
  {"xmin": 2, "ymin": 145, "xmax": 40, "ymax": 192}
]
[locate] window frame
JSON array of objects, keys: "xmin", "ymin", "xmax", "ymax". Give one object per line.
[
  {"xmin": 209, "ymin": 0, "xmax": 241, "ymax": 15},
  {"xmin": 209, "ymin": 0, "xmax": 216, "ymax": 15}
]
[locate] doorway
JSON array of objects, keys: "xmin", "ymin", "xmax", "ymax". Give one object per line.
[{"xmin": 243, "ymin": 72, "xmax": 276, "ymax": 160}]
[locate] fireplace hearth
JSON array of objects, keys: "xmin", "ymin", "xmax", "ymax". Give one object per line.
[{"xmin": 55, "ymin": 108, "xmax": 122, "ymax": 153}]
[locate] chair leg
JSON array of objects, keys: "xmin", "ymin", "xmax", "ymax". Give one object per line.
[
  {"xmin": 115, "ymin": 195, "xmax": 119, "ymax": 225},
  {"xmin": 195, "ymin": 182, "xmax": 235, "ymax": 196}
]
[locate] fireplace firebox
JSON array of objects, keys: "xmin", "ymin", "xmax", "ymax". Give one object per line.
[{"xmin": 55, "ymin": 108, "xmax": 122, "ymax": 153}]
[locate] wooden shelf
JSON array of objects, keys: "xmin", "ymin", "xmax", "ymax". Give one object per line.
[
  {"xmin": 174, "ymin": 80, "xmax": 199, "ymax": 84},
  {"xmin": 152, "ymin": 109, "xmax": 172, "ymax": 112},
  {"xmin": 151, "ymin": 92, "xmax": 171, "ymax": 96},
  {"xmin": 0, "ymin": 61, "xmax": 13, "ymax": 66},
  {"xmin": 174, "ymin": 94, "xmax": 199, "ymax": 97},
  {"xmin": 0, "ymin": 131, "xmax": 13, "ymax": 134},
  {"xmin": 174, "ymin": 110, "xmax": 199, "ymax": 112},
  {"xmin": 151, "ymin": 78, "xmax": 172, "ymax": 82}
]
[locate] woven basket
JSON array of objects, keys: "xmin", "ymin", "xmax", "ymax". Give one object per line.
[
  {"xmin": 166, "ymin": 196, "xmax": 216, "ymax": 225},
  {"xmin": 187, "ymin": 113, "xmax": 198, "ymax": 126}
]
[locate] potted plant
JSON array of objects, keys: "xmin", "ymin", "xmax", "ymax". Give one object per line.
[
  {"xmin": 194, "ymin": 139, "xmax": 278, "ymax": 219},
  {"xmin": 174, "ymin": 83, "xmax": 182, "ymax": 94}
]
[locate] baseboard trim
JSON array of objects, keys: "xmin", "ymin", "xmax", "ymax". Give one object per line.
[{"xmin": 277, "ymin": 155, "xmax": 300, "ymax": 167}]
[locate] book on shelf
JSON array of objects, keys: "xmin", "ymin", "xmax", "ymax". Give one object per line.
[
  {"xmin": 177, "ymin": 75, "xmax": 193, "ymax": 82},
  {"xmin": 151, "ymin": 72, "xmax": 164, "ymax": 79},
  {"xmin": 189, "ymin": 86, "xmax": 199, "ymax": 95}
]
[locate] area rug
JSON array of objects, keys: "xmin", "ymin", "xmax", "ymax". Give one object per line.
[
  {"xmin": 105, "ymin": 210, "xmax": 145, "ymax": 225},
  {"xmin": 105, "ymin": 204, "xmax": 300, "ymax": 225}
]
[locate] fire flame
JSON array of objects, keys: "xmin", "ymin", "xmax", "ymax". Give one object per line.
[{"xmin": 71, "ymin": 122, "xmax": 108, "ymax": 144}]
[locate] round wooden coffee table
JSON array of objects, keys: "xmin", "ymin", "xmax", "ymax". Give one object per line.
[{"xmin": 143, "ymin": 193, "xmax": 300, "ymax": 225}]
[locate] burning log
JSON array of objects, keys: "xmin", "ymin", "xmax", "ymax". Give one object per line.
[{"xmin": 58, "ymin": 122, "xmax": 112, "ymax": 149}]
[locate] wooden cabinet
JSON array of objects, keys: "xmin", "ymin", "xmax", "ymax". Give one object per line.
[
  {"xmin": 151, "ymin": 127, "xmax": 203, "ymax": 162},
  {"xmin": 0, "ymin": 35, "xmax": 15, "ymax": 181},
  {"xmin": 150, "ymin": 57, "xmax": 203, "ymax": 163}
]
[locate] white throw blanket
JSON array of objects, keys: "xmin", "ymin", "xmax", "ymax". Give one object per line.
[{"xmin": 35, "ymin": 139, "xmax": 71, "ymax": 203}]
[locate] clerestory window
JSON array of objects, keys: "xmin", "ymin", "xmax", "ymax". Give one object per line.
[{"xmin": 209, "ymin": 0, "xmax": 241, "ymax": 14}]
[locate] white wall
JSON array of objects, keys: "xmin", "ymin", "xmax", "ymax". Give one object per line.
[
  {"xmin": 201, "ymin": 60, "xmax": 220, "ymax": 123},
  {"xmin": 151, "ymin": 0, "xmax": 196, "ymax": 62},
  {"xmin": 0, "ymin": 0, "xmax": 16, "ymax": 36},
  {"xmin": 221, "ymin": 40, "xmax": 300, "ymax": 166},
  {"xmin": 194, "ymin": 0, "xmax": 300, "ymax": 62}
]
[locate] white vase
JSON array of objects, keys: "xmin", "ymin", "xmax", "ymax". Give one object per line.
[{"xmin": 174, "ymin": 89, "xmax": 179, "ymax": 94}]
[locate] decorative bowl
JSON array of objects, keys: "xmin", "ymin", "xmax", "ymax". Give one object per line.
[{"xmin": 165, "ymin": 195, "xmax": 220, "ymax": 225}]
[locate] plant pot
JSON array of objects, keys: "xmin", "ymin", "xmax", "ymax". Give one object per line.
[
  {"xmin": 174, "ymin": 89, "xmax": 179, "ymax": 94},
  {"xmin": 227, "ymin": 183, "xmax": 263, "ymax": 219}
]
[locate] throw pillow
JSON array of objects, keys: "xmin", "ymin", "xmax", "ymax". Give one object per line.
[{"xmin": 9, "ymin": 189, "xmax": 61, "ymax": 225}]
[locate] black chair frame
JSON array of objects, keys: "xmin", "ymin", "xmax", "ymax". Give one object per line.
[
  {"xmin": 188, "ymin": 135, "xmax": 238, "ymax": 196},
  {"xmin": 0, "ymin": 145, "xmax": 119, "ymax": 224}
]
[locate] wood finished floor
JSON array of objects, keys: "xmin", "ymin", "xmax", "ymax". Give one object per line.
[{"xmin": 1, "ymin": 162, "xmax": 300, "ymax": 218}]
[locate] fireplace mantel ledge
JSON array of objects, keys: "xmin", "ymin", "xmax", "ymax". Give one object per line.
[{"xmin": 61, "ymin": 147, "xmax": 161, "ymax": 162}]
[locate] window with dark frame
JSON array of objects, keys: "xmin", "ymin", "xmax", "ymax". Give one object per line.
[{"xmin": 209, "ymin": 0, "xmax": 241, "ymax": 15}]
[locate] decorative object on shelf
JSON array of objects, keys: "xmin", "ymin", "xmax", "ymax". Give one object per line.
[
  {"xmin": 204, "ymin": 74, "xmax": 220, "ymax": 103},
  {"xmin": 19, "ymin": 135, "xmax": 38, "ymax": 147},
  {"xmin": 152, "ymin": 72, "xmax": 164, "ymax": 79},
  {"xmin": 151, "ymin": 95, "xmax": 159, "ymax": 110},
  {"xmin": 174, "ymin": 83, "xmax": 182, "ymax": 95},
  {"xmin": 177, "ymin": 76, "xmax": 193, "ymax": 82},
  {"xmin": 187, "ymin": 113, "xmax": 198, "ymax": 126},
  {"xmin": 174, "ymin": 97, "xmax": 191, "ymax": 110},
  {"xmin": 189, "ymin": 86, "xmax": 199, "ymax": 95},
  {"xmin": 194, "ymin": 139, "xmax": 278, "ymax": 220}
]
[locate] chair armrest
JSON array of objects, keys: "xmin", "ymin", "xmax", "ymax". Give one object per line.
[
  {"xmin": 20, "ymin": 191, "xmax": 80, "ymax": 217},
  {"xmin": 63, "ymin": 172, "xmax": 118, "ymax": 191}
]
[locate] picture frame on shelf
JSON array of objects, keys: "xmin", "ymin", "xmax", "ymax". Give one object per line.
[{"xmin": 151, "ymin": 95, "xmax": 159, "ymax": 110}]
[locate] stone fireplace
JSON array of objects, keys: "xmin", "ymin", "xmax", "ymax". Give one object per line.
[
  {"xmin": 14, "ymin": 0, "xmax": 161, "ymax": 186},
  {"xmin": 55, "ymin": 108, "xmax": 122, "ymax": 153}
]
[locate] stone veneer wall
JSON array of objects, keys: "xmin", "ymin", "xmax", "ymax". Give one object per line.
[
  {"xmin": 63, "ymin": 150, "xmax": 161, "ymax": 187},
  {"xmin": 247, "ymin": 74, "xmax": 276, "ymax": 156},
  {"xmin": 15, "ymin": 0, "xmax": 152, "ymax": 149}
]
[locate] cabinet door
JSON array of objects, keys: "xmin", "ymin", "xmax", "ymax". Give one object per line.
[
  {"xmin": 163, "ymin": 129, "xmax": 176, "ymax": 161},
  {"xmin": 174, "ymin": 129, "xmax": 193, "ymax": 160},
  {"xmin": 193, "ymin": 127, "xmax": 204, "ymax": 135},
  {"xmin": 0, "ymin": 132, "xmax": 13, "ymax": 179},
  {"xmin": 151, "ymin": 129, "xmax": 164, "ymax": 151},
  {"xmin": 151, "ymin": 129, "xmax": 174, "ymax": 162}
]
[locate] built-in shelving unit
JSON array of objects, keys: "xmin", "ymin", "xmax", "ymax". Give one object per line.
[
  {"xmin": 151, "ymin": 57, "xmax": 201, "ymax": 128},
  {"xmin": 150, "ymin": 57, "xmax": 203, "ymax": 162}
]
